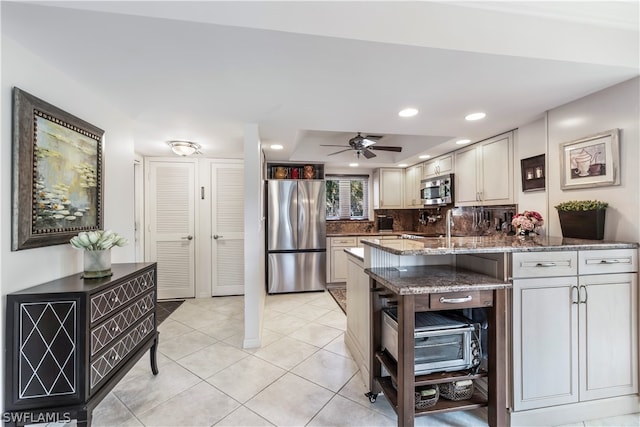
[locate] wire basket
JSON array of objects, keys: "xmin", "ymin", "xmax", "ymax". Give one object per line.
[
  {"xmin": 414, "ymin": 385, "xmax": 439, "ymax": 409},
  {"xmin": 439, "ymin": 379, "xmax": 474, "ymax": 401}
]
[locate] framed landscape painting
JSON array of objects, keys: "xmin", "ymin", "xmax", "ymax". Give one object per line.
[
  {"xmin": 12, "ymin": 87, "xmax": 104, "ymax": 251},
  {"xmin": 560, "ymin": 129, "xmax": 620, "ymax": 191}
]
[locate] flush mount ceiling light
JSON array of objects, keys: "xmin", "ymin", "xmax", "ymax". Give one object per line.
[
  {"xmin": 398, "ymin": 108, "xmax": 419, "ymax": 117},
  {"xmin": 465, "ymin": 112, "xmax": 486, "ymax": 121},
  {"xmin": 168, "ymin": 140, "xmax": 201, "ymax": 156},
  {"xmin": 419, "ymin": 154, "xmax": 431, "ymax": 159},
  {"xmin": 270, "ymin": 144, "xmax": 284, "ymax": 150},
  {"xmin": 398, "ymin": 163, "xmax": 408, "ymax": 167},
  {"xmin": 349, "ymin": 163, "xmax": 359, "ymax": 167},
  {"xmin": 456, "ymin": 139, "xmax": 472, "ymax": 145}
]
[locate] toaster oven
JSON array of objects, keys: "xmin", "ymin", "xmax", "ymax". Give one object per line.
[{"xmin": 382, "ymin": 308, "xmax": 481, "ymax": 375}]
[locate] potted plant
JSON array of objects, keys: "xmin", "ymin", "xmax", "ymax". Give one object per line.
[{"xmin": 554, "ymin": 200, "xmax": 608, "ymax": 240}]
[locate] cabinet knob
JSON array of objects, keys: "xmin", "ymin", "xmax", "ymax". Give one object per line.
[{"xmin": 110, "ymin": 326, "xmax": 120, "ymax": 332}]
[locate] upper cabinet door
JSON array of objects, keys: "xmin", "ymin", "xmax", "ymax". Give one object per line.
[
  {"xmin": 481, "ymin": 133, "xmax": 513, "ymax": 204},
  {"xmin": 373, "ymin": 168, "xmax": 404, "ymax": 209},
  {"xmin": 404, "ymin": 164, "xmax": 422, "ymax": 208},
  {"xmin": 423, "ymin": 154, "xmax": 454, "ymax": 179},
  {"xmin": 454, "ymin": 131, "xmax": 514, "ymax": 206},
  {"xmin": 454, "ymin": 146, "xmax": 479, "ymax": 205}
]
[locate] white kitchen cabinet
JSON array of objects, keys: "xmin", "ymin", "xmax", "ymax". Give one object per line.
[
  {"xmin": 454, "ymin": 132, "xmax": 513, "ymax": 206},
  {"xmin": 327, "ymin": 236, "xmax": 357, "ymax": 283},
  {"xmin": 344, "ymin": 250, "xmax": 371, "ymax": 388},
  {"xmin": 512, "ymin": 249, "xmax": 638, "ymax": 414},
  {"xmin": 372, "ymin": 168, "xmax": 404, "ymax": 209},
  {"xmin": 404, "ymin": 164, "xmax": 423, "ymax": 208},
  {"xmin": 577, "ymin": 250, "xmax": 638, "ymax": 401},
  {"xmin": 422, "ymin": 153, "xmax": 454, "ymax": 179}
]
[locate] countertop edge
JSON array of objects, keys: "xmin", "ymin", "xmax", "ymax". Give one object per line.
[{"xmin": 365, "ymin": 265, "xmax": 512, "ymax": 295}]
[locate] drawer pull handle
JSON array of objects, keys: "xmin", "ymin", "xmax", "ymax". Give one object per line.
[
  {"xmin": 600, "ymin": 259, "xmax": 627, "ymax": 264},
  {"xmin": 110, "ymin": 326, "xmax": 120, "ymax": 332},
  {"xmin": 110, "ymin": 297, "xmax": 119, "ymax": 303},
  {"xmin": 535, "ymin": 262, "xmax": 557, "ymax": 267},
  {"xmin": 110, "ymin": 355, "xmax": 119, "ymax": 361},
  {"xmin": 439, "ymin": 295, "xmax": 472, "ymax": 304}
]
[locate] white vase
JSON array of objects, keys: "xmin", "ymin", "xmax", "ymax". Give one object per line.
[{"xmin": 84, "ymin": 249, "xmax": 112, "ymax": 278}]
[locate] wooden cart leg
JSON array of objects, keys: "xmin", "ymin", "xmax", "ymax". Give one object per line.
[
  {"xmin": 488, "ymin": 289, "xmax": 509, "ymax": 427},
  {"xmin": 397, "ymin": 295, "xmax": 416, "ymax": 427}
]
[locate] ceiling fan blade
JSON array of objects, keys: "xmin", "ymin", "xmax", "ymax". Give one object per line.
[
  {"xmin": 327, "ymin": 149, "xmax": 352, "ymax": 156},
  {"xmin": 321, "ymin": 144, "xmax": 350, "ymax": 147},
  {"xmin": 364, "ymin": 134, "xmax": 383, "ymax": 140},
  {"xmin": 361, "ymin": 138, "xmax": 377, "ymax": 148},
  {"xmin": 370, "ymin": 146, "xmax": 402, "ymax": 152},
  {"xmin": 362, "ymin": 149, "xmax": 376, "ymax": 159}
]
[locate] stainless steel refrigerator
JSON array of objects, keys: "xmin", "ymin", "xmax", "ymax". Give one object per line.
[{"xmin": 266, "ymin": 180, "xmax": 326, "ymax": 293}]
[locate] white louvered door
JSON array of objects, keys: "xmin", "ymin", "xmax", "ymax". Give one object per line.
[
  {"xmin": 210, "ymin": 162, "xmax": 244, "ymax": 296},
  {"xmin": 147, "ymin": 160, "xmax": 196, "ymax": 299}
]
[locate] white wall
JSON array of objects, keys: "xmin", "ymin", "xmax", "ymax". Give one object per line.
[
  {"xmin": 243, "ymin": 123, "xmax": 266, "ymax": 348},
  {"xmin": 547, "ymin": 77, "xmax": 640, "ymax": 242},
  {"xmin": 1, "ymin": 37, "xmax": 137, "ymax": 409},
  {"xmin": 515, "ymin": 118, "xmax": 549, "ymax": 233}
]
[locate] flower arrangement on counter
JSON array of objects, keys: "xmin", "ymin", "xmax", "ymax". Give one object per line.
[
  {"xmin": 70, "ymin": 230, "xmax": 128, "ymax": 250},
  {"xmin": 511, "ymin": 211, "xmax": 544, "ymax": 236}
]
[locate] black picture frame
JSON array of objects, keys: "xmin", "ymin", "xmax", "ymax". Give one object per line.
[
  {"xmin": 520, "ymin": 154, "xmax": 545, "ymax": 192},
  {"xmin": 12, "ymin": 87, "xmax": 105, "ymax": 251}
]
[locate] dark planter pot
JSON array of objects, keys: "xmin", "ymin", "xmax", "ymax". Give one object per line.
[{"xmin": 557, "ymin": 209, "xmax": 606, "ymax": 240}]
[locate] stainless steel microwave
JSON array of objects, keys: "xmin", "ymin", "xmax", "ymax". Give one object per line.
[
  {"xmin": 382, "ymin": 308, "xmax": 481, "ymax": 375},
  {"xmin": 420, "ymin": 174, "xmax": 454, "ymax": 206}
]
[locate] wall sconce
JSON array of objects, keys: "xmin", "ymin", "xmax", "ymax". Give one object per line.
[{"xmin": 168, "ymin": 140, "xmax": 201, "ymax": 156}]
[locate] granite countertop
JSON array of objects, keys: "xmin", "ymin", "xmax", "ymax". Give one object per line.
[
  {"xmin": 366, "ymin": 265, "xmax": 511, "ymax": 295},
  {"xmin": 359, "ymin": 234, "xmax": 639, "ymax": 255}
]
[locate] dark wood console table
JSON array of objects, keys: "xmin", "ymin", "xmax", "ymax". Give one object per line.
[
  {"xmin": 366, "ymin": 265, "xmax": 510, "ymax": 427},
  {"xmin": 4, "ymin": 263, "xmax": 159, "ymax": 427}
]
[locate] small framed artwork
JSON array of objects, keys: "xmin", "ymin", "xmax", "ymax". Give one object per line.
[
  {"xmin": 12, "ymin": 87, "xmax": 104, "ymax": 251},
  {"xmin": 520, "ymin": 154, "xmax": 545, "ymax": 192},
  {"xmin": 560, "ymin": 128, "xmax": 620, "ymax": 190}
]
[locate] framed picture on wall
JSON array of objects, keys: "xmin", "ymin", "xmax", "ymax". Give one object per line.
[
  {"xmin": 520, "ymin": 154, "xmax": 545, "ymax": 192},
  {"xmin": 559, "ymin": 128, "xmax": 620, "ymax": 190},
  {"xmin": 12, "ymin": 87, "xmax": 105, "ymax": 251}
]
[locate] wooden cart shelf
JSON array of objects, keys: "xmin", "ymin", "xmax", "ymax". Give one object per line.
[
  {"xmin": 375, "ymin": 376, "xmax": 488, "ymax": 416},
  {"xmin": 375, "ymin": 350, "xmax": 488, "ymax": 387}
]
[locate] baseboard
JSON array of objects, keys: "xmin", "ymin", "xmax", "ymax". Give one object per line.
[{"xmin": 510, "ymin": 394, "xmax": 640, "ymax": 426}]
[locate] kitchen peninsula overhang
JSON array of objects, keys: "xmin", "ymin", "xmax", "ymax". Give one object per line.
[{"xmin": 366, "ymin": 265, "xmax": 511, "ymax": 295}]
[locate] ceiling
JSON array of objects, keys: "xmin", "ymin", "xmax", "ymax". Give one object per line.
[{"xmin": 2, "ymin": 1, "xmax": 639, "ymax": 169}]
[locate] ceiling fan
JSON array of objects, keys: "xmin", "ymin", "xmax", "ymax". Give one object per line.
[{"xmin": 321, "ymin": 132, "xmax": 403, "ymax": 159}]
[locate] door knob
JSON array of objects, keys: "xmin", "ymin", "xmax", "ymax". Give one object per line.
[
  {"xmin": 213, "ymin": 234, "xmax": 223, "ymax": 240},
  {"xmin": 181, "ymin": 235, "xmax": 193, "ymax": 240}
]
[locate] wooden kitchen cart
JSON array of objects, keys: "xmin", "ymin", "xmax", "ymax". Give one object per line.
[{"xmin": 366, "ymin": 265, "xmax": 510, "ymax": 427}]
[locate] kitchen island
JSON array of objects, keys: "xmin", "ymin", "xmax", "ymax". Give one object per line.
[{"xmin": 346, "ymin": 235, "xmax": 639, "ymax": 427}]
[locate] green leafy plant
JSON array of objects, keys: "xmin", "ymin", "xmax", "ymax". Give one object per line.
[
  {"xmin": 554, "ymin": 200, "xmax": 609, "ymax": 211},
  {"xmin": 70, "ymin": 230, "xmax": 128, "ymax": 250}
]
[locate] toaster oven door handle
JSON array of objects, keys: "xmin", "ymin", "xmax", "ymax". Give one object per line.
[{"xmin": 439, "ymin": 295, "xmax": 473, "ymax": 304}]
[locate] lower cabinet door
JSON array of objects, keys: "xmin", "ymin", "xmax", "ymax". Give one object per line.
[
  {"xmin": 513, "ymin": 276, "xmax": 579, "ymax": 410},
  {"xmin": 579, "ymin": 273, "xmax": 638, "ymax": 401}
]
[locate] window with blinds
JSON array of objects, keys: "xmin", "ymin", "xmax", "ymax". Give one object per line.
[{"xmin": 326, "ymin": 175, "xmax": 369, "ymax": 220}]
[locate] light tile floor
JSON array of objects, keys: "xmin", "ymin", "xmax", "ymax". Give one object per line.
[{"xmin": 86, "ymin": 291, "xmax": 640, "ymax": 427}]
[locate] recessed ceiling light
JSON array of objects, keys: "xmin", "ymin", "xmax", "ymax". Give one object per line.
[
  {"xmin": 465, "ymin": 112, "xmax": 486, "ymax": 121},
  {"xmin": 456, "ymin": 139, "xmax": 472, "ymax": 145},
  {"xmin": 419, "ymin": 155, "xmax": 431, "ymax": 159},
  {"xmin": 270, "ymin": 144, "xmax": 283, "ymax": 150},
  {"xmin": 398, "ymin": 108, "xmax": 419, "ymax": 118},
  {"xmin": 398, "ymin": 163, "xmax": 408, "ymax": 167},
  {"xmin": 349, "ymin": 163, "xmax": 359, "ymax": 167}
]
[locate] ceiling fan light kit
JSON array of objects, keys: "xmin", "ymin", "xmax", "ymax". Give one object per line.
[{"xmin": 321, "ymin": 132, "xmax": 402, "ymax": 159}]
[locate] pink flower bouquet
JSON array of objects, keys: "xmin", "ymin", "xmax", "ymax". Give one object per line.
[{"xmin": 512, "ymin": 210, "xmax": 544, "ymax": 235}]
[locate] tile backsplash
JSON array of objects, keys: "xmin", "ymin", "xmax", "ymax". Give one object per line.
[{"xmin": 326, "ymin": 205, "xmax": 537, "ymax": 237}]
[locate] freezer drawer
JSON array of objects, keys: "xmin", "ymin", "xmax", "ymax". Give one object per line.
[{"xmin": 267, "ymin": 252, "xmax": 326, "ymax": 293}]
